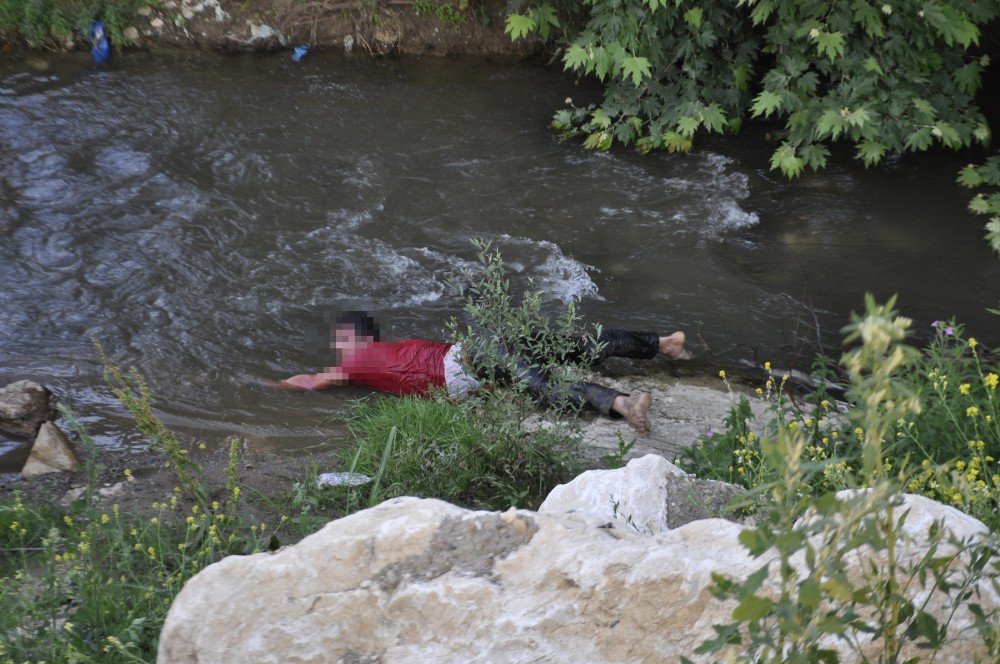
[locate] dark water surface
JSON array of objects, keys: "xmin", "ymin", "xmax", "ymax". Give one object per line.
[{"xmin": 2, "ymin": 51, "xmax": 998, "ymax": 468}]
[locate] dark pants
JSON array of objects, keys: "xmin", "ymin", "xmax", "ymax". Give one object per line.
[{"xmin": 489, "ymin": 329, "xmax": 659, "ymax": 417}]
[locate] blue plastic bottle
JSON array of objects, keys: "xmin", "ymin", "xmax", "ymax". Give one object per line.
[
  {"xmin": 292, "ymin": 45, "xmax": 309, "ymax": 62},
  {"xmin": 89, "ymin": 21, "xmax": 111, "ymax": 64}
]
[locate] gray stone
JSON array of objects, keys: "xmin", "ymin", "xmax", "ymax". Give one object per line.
[
  {"xmin": 22, "ymin": 421, "xmax": 79, "ymax": 476},
  {"xmin": 0, "ymin": 380, "xmax": 56, "ymax": 439},
  {"xmin": 539, "ymin": 454, "xmax": 745, "ymax": 533}
]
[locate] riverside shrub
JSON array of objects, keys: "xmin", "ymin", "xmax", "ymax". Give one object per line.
[
  {"xmin": 676, "ymin": 300, "xmax": 1000, "ymax": 530},
  {"xmin": 689, "ymin": 296, "xmax": 1000, "ymax": 662}
]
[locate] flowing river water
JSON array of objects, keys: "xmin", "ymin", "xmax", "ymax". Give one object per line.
[{"xmin": 2, "ymin": 51, "xmax": 999, "ymax": 470}]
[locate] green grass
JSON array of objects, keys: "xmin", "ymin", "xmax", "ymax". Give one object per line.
[
  {"xmin": 340, "ymin": 392, "xmax": 583, "ymax": 511},
  {"xmin": 0, "ymin": 0, "xmax": 153, "ymax": 48}
]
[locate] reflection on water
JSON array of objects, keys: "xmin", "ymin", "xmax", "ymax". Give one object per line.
[{"xmin": 1, "ymin": 52, "xmax": 998, "ymax": 468}]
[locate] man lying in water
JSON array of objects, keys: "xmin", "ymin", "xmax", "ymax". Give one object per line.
[{"xmin": 275, "ymin": 311, "xmax": 689, "ymax": 435}]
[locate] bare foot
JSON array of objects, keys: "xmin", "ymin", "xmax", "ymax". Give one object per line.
[
  {"xmin": 659, "ymin": 331, "xmax": 691, "ymax": 360},
  {"xmin": 612, "ymin": 393, "xmax": 652, "ymax": 435}
]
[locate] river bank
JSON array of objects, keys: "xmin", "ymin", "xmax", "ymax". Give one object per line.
[
  {"xmin": 0, "ymin": 369, "xmax": 766, "ymax": 521},
  {"xmin": 0, "ymin": 0, "xmax": 536, "ymax": 57}
]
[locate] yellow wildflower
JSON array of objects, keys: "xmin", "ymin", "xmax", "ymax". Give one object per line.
[
  {"xmin": 966, "ymin": 406, "xmax": 979, "ymax": 418},
  {"xmin": 985, "ymin": 373, "xmax": 998, "ymax": 389},
  {"xmin": 718, "ymin": 370, "xmax": 726, "ymax": 379},
  {"xmin": 969, "ymin": 338, "xmax": 978, "ymax": 348},
  {"xmin": 959, "ymin": 383, "xmax": 971, "ymax": 395}
]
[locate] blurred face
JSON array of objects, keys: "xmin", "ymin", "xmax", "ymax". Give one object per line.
[{"xmin": 332, "ymin": 325, "xmax": 374, "ymax": 364}]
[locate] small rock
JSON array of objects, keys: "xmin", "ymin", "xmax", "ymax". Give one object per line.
[
  {"xmin": 137, "ymin": 5, "xmax": 152, "ymax": 16},
  {"xmin": 316, "ymin": 472, "xmax": 372, "ymax": 488},
  {"xmin": 22, "ymin": 422, "xmax": 79, "ymax": 476},
  {"xmin": 150, "ymin": 18, "xmax": 165, "ymax": 29},
  {"xmin": 0, "ymin": 380, "xmax": 56, "ymax": 438},
  {"xmin": 343, "ymin": 34, "xmax": 354, "ymax": 53},
  {"xmin": 250, "ymin": 23, "xmax": 275, "ymax": 41},
  {"xmin": 123, "ymin": 26, "xmax": 140, "ymax": 42},
  {"xmin": 181, "ymin": 6, "xmax": 194, "ymax": 19},
  {"xmin": 61, "ymin": 481, "xmax": 129, "ymax": 507}
]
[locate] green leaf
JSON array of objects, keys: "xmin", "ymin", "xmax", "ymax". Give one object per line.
[
  {"xmin": 732, "ymin": 65, "xmax": 750, "ymax": 91},
  {"xmin": 904, "ymin": 128, "xmax": 933, "ymax": 151},
  {"xmin": 969, "ymin": 195, "xmax": 991, "ymax": 214},
  {"xmin": 953, "ymin": 61, "xmax": 982, "ymax": 94},
  {"xmin": 799, "ymin": 577, "xmax": 822, "ymax": 611},
  {"xmin": 742, "ymin": 564, "xmax": 770, "ymax": 595},
  {"xmin": 733, "ymin": 594, "xmax": 774, "ymax": 621},
  {"xmin": 985, "ymin": 218, "xmax": 1000, "ymax": 254},
  {"xmin": 751, "ymin": 90, "xmax": 783, "ymax": 118},
  {"xmin": 856, "ymin": 141, "xmax": 886, "ymax": 167},
  {"xmin": 738, "ymin": 528, "xmax": 771, "ymax": 556},
  {"xmin": 845, "ymin": 108, "xmax": 871, "ymax": 128},
  {"xmin": 505, "ymin": 13, "xmax": 535, "ymax": 40},
  {"xmin": 815, "ymin": 31, "xmax": 845, "ymax": 61},
  {"xmin": 619, "ymin": 55, "xmax": 652, "ymax": 87},
  {"xmin": 693, "ymin": 623, "xmax": 742, "ymax": 654},
  {"xmin": 801, "ymin": 144, "xmax": 830, "ymax": 170},
  {"xmin": 563, "ymin": 44, "xmax": 589, "ymax": 72},
  {"xmin": 676, "ymin": 116, "xmax": 699, "ymax": 137},
  {"xmin": 591, "ymin": 108, "xmax": 612, "ymax": 129},
  {"xmin": 912, "ymin": 98, "xmax": 936, "ymax": 120},
  {"xmin": 683, "ymin": 7, "xmax": 703, "ymax": 30},
  {"xmin": 770, "ymin": 144, "xmax": 805, "ymax": 178},
  {"xmin": 661, "ymin": 131, "xmax": 693, "ymax": 153},
  {"xmin": 957, "ymin": 165, "xmax": 983, "ymax": 188},
  {"xmin": 862, "ymin": 56, "xmax": 884, "ymax": 75},
  {"xmin": 592, "ymin": 46, "xmax": 612, "ymax": 80},
  {"xmin": 552, "ymin": 109, "xmax": 575, "ymax": 131},
  {"xmin": 700, "ymin": 103, "xmax": 727, "ymax": 133}
]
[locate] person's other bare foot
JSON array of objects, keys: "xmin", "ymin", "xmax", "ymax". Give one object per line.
[
  {"xmin": 612, "ymin": 393, "xmax": 652, "ymax": 435},
  {"xmin": 659, "ymin": 331, "xmax": 691, "ymax": 360}
]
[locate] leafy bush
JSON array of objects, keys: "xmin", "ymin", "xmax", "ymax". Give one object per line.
[
  {"xmin": 690, "ymin": 296, "xmax": 1000, "ymax": 663},
  {"xmin": 507, "ymin": 0, "xmax": 998, "ymax": 175},
  {"xmin": 0, "ymin": 0, "xmax": 152, "ymax": 48},
  {"xmin": 958, "ymin": 152, "xmax": 1000, "ymax": 254},
  {"xmin": 676, "ymin": 299, "xmax": 1000, "ymax": 531},
  {"xmin": 0, "ymin": 418, "xmax": 288, "ymax": 661}
]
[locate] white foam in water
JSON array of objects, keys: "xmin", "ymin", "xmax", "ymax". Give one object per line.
[
  {"xmin": 497, "ymin": 235, "xmax": 602, "ymax": 303},
  {"xmin": 672, "ymin": 152, "xmax": 759, "ymax": 233}
]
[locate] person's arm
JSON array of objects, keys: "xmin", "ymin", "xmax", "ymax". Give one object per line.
[{"xmin": 266, "ymin": 368, "xmax": 348, "ymax": 390}]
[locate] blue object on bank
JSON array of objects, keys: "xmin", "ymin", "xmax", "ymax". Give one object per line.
[
  {"xmin": 89, "ymin": 21, "xmax": 111, "ymax": 64},
  {"xmin": 292, "ymin": 45, "xmax": 309, "ymax": 62}
]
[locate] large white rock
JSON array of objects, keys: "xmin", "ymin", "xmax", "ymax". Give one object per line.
[
  {"xmin": 159, "ymin": 492, "xmax": 997, "ymax": 663},
  {"xmin": 540, "ymin": 453, "xmax": 743, "ymax": 533}
]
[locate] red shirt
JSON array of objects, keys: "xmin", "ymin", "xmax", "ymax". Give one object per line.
[{"xmin": 341, "ymin": 340, "xmax": 451, "ymax": 396}]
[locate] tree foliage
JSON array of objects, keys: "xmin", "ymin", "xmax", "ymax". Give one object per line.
[
  {"xmin": 958, "ymin": 152, "xmax": 1000, "ymax": 253},
  {"xmin": 507, "ymin": 0, "xmax": 998, "ymax": 171}
]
